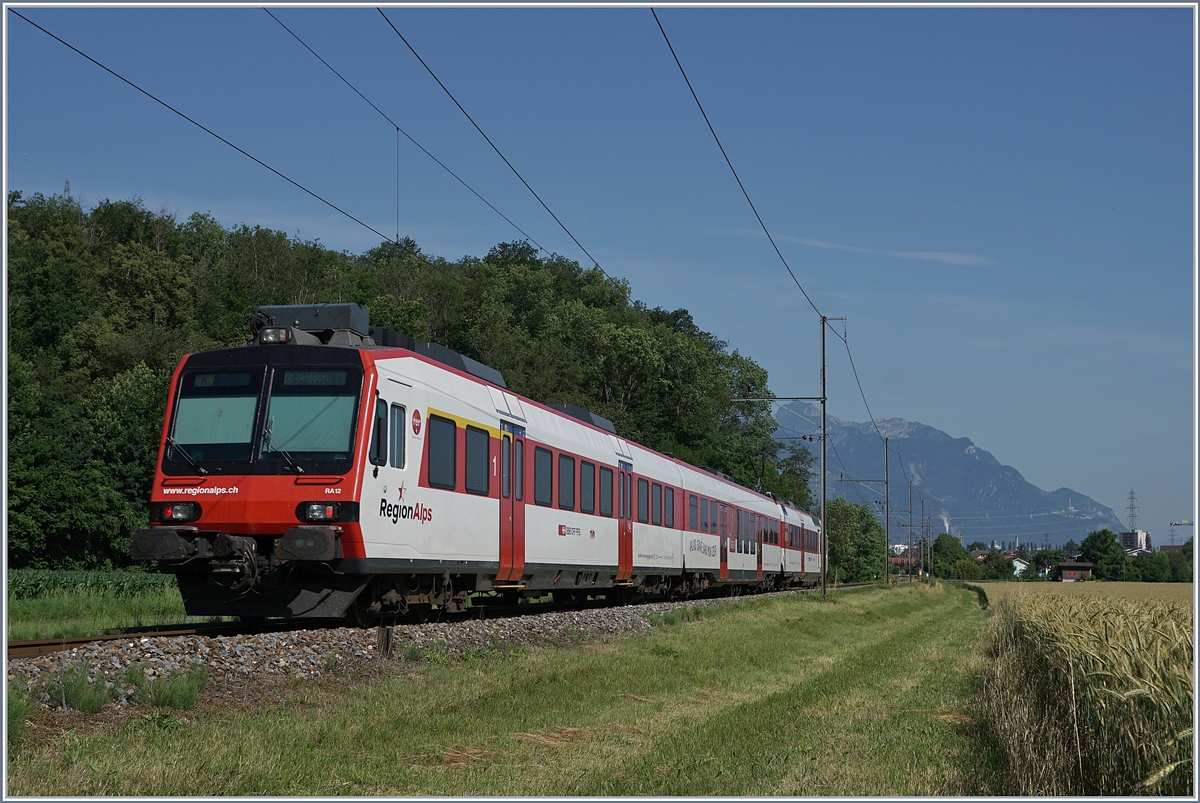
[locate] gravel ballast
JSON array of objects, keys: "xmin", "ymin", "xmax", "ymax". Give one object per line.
[{"xmin": 8, "ymin": 592, "xmax": 799, "ymax": 694}]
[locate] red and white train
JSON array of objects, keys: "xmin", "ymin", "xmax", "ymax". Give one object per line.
[{"xmin": 131, "ymin": 304, "xmax": 823, "ymax": 621}]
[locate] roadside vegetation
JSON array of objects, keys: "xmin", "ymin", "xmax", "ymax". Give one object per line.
[
  {"xmin": 6, "ymin": 584, "xmax": 999, "ymax": 796},
  {"xmin": 974, "ymin": 585, "xmax": 1193, "ymax": 795}
]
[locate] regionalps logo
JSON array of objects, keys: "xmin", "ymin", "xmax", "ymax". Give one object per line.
[
  {"xmin": 379, "ymin": 498, "xmax": 433, "ymax": 525},
  {"xmin": 411, "ymin": 409, "xmax": 422, "ymax": 435}
]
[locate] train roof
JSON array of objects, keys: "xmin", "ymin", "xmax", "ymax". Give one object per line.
[{"xmin": 241, "ymin": 302, "xmax": 798, "ymax": 519}]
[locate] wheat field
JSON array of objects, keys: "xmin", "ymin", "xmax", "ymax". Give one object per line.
[
  {"xmin": 975, "ymin": 580, "xmax": 1193, "ymax": 607},
  {"xmin": 975, "ymin": 587, "xmax": 1193, "ymax": 795}
]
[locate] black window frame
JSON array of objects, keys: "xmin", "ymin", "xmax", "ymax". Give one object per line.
[
  {"xmin": 558, "ymin": 453, "xmax": 576, "ymax": 511},
  {"xmin": 427, "ymin": 414, "xmax": 457, "ymax": 490},
  {"xmin": 689, "ymin": 495, "xmax": 698, "ymax": 530},
  {"xmin": 599, "ymin": 466, "xmax": 613, "ymax": 517},
  {"xmin": 465, "ymin": 425, "xmax": 490, "ymax": 496},
  {"xmin": 388, "ymin": 404, "xmax": 406, "ymax": 469},
  {"xmin": 637, "ymin": 478, "xmax": 649, "ymax": 524},
  {"xmin": 651, "ymin": 482, "xmax": 662, "ymax": 526},
  {"xmin": 502, "ymin": 435, "xmax": 511, "ymax": 499},
  {"xmin": 515, "ymin": 439, "xmax": 524, "ymax": 501},
  {"xmin": 580, "ymin": 461, "xmax": 595, "ymax": 515},
  {"xmin": 368, "ymin": 398, "xmax": 388, "ymax": 466},
  {"xmin": 534, "ymin": 447, "xmax": 553, "ymax": 507},
  {"xmin": 665, "ymin": 487, "xmax": 674, "ymax": 528}
]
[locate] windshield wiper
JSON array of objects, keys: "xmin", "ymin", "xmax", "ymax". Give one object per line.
[
  {"xmin": 262, "ymin": 428, "xmax": 305, "ymax": 474},
  {"xmin": 166, "ymin": 438, "xmax": 208, "ymax": 475}
]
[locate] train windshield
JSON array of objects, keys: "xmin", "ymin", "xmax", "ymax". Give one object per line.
[
  {"xmin": 165, "ymin": 361, "xmax": 363, "ymax": 475},
  {"xmin": 170, "ymin": 369, "xmax": 264, "ymax": 462},
  {"xmin": 260, "ymin": 370, "xmax": 358, "ymax": 464}
]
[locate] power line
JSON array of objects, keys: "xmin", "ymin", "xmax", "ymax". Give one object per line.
[
  {"xmin": 264, "ymin": 8, "xmax": 548, "ymax": 255},
  {"xmin": 376, "ymin": 8, "xmax": 610, "ymax": 280},
  {"xmin": 9, "ymin": 9, "xmax": 396, "ymax": 246},
  {"xmin": 651, "ymin": 8, "xmax": 821, "ymax": 319}
]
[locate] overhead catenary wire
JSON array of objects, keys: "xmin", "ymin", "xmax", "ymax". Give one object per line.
[
  {"xmin": 264, "ymin": 8, "xmax": 548, "ymax": 255},
  {"xmin": 376, "ymin": 8, "xmax": 610, "ymax": 280},
  {"xmin": 651, "ymin": 8, "xmax": 822, "ymax": 320},
  {"xmin": 9, "ymin": 9, "xmax": 397, "ymax": 246}
]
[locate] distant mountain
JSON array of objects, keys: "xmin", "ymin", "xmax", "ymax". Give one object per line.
[{"xmin": 775, "ymin": 404, "xmax": 1126, "ymax": 549}]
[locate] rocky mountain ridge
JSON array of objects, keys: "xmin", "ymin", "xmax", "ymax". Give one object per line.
[{"xmin": 775, "ymin": 404, "xmax": 1126, "ymax": 548}]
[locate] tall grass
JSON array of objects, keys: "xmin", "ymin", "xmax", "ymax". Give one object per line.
[
  {"xmin": 977, "ymin": 593, "xmax": 1193, "ymax": 795},
  {"xmin": 6, "ymin": 588, "xmax": 195, "ymax": 640}
]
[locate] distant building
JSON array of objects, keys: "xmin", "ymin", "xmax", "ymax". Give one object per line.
[
  {"xmin": 1159, "ymin": 544, "xmax": 1186, "ymax": 554},
  {"xmin": 1057, "ymin": 561, "xmax": 1094, "ymax": 582},
  {"xmin": 1011, "ymin": 557, "xmax": 1030, "ymax": 578},
  {"xmin": 969, "ymin": 550, "xmax": 989, "ymax": 563},
  {"xmin": 1120, "ymin": 530, "xmax": 1150, "ymax": 552}
]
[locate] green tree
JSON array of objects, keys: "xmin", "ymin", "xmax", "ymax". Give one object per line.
[
  {"xmin": 1032, "ymin": 548, "xmax": 1068, "ymax": 579},
  {"xmin": 952, "ymin": 557, "xmax": 983, "ymax": 581},
  {"xmin": 981, "ymin": 549, "xmax": 1015, "ymax": 581},
  {"xmin": 932, "ymin": 533, "xmax": 970, "ymax": 578},
  {"xmin": 1080, "ymin": 529, "xmax": 1125, "ymax": 581},
  {"xmin": 825, "ymin": 498, "xmax": 886, "ymax": 583}
]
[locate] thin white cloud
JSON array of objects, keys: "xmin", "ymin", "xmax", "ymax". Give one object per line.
[
  {"xmin": 730, "ymin": 228, "xmax": 994, "ymax": 266},
  {"xmin": 781, "ymin": 235, "xmax": 994, "ymax": 266}
]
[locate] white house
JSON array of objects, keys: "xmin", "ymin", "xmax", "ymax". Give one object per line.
[{"xmin": 1011, "ymin": 557, "xmax": 1030, "ymax": 578}]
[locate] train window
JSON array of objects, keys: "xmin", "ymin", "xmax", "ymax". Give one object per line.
[
  {"xmin": 637, "ymin": 478, "xmax": 649, "ymax": 523},
  {"xmin": 580, "ymin": 461, "xmax": 595, "ymax": 515},
  {"xmin": 534, "ymin": 447, "xmax": 553, "ymax": 506},
  {"xmin": 651, "ymin": 483, "xmax": 662, "ymax": 526},
  {"xmin": 618, "ymin": 472, "xmax": 625, "ymax": 518},
  {"xmin": 688, "ymin": 495, "xmax": 698, "ymax": 530},
  {"xmin": 427, "ymin": 415, "xmax": 456, "ymax": 490},
  {"xmin": 599, "ymin": 466, "xmax": 613, "ymax": 516},
  {"xmin": 388, "ymin": 405, "xmax": 406, "ymax": 469},
  {"xmin": 514, "ymin": 439, "xmax": 524, "ymax": 501},
  {"xmin": 558, "ymin": 454, "xmax": 576, "ymax": 510},
  {"xmin": 368, "ymin": 399, "xmax": 388, "ymax": 466},
  {"xmin": 665, "ymin": 487, "xmax": 674, "ymax": 528},
  {"xmin": 626, "ymin": 473, "xmax": 633, "ymax": 519},
  {"xmin": 465, "ymin": 426, "xmax": 489, "ymax": 495},
  {"xmin": 502, "ymin": 436, "xmax": 511, "ymax": 499},
  {"xmin": 700, "ymin": 499, "xmax": 709, "ymax": 532}
]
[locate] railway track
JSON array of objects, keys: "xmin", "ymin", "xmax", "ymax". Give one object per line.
[{"xmin": 8, "ymin": 582, "xmax": 873, "ymax": 662}]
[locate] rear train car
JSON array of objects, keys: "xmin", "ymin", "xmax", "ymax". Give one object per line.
[{"xmin": 130, "ymin": 303, "xmax": 823, "ymax": 620}]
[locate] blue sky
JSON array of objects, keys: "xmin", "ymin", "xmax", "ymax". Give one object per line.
[{"xmin": 5, "ymin": 5, "xmax": 1195, "ymax": 546}]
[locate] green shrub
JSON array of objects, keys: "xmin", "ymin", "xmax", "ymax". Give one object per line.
[
  {"xmin": 124, "ymin": 661, "xmax": 209, "ymax": 709},
  {"xmin": 7, "ymin": 681, "xmax": 34, "ymax": 750},
  {"xmin": 44, "ymin": 666, "xmax": 114, "ymax": 714}
]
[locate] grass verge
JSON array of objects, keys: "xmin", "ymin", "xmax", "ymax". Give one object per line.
[{"xmin": 6, "ymin": 583, "xmax": 998, "ymax": 795}]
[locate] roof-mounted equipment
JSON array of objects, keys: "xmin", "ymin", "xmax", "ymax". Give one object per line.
[{"xmin": 546, "ymin": 402, "xmax": 617, "ymax": 435}]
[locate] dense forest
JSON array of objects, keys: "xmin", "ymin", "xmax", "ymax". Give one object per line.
[{"xmin": 7, "ymin": 191, "xmax": 818, "ymax": 570}]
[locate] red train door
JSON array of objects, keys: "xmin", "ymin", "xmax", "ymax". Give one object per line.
[
  {"xmin": 756, "ymin": 516, "xmax": 764, "ymax": 579},
  {"xmin": 719, "ymin": 505, "xmax": 729, "ymax": 579},
  {"xmin": 617, "ymin": 463, "xmax": 633, "ymax": 582},
  {"xmin": 498, "ymin": 423, "xmax": 526, "ymax": 583}
]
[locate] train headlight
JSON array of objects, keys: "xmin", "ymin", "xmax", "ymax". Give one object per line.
[
  {"xmin": 151, "ymin": 501, "xmax": 201, "ymax": 523},
  {"xmin": 259, "ymin": 327, "xmax": 291, "ymax": 344},
  {"xmin": 299, "ymin": 502, "xmax": 339, "ymax": 523}
]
